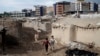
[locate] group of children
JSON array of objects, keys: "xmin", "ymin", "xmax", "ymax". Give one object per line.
[{"xmin": 43, "ymin": 36, "xmax": 56, "ymax": 54}]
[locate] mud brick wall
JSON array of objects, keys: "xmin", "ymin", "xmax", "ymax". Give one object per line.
[{"xmin": 0, "ymin": 19, "xmax": 49, "ymax": 50}]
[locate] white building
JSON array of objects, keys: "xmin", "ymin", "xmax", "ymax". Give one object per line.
[
  {"xmin": 10, "ymin": 11, "xmax": 25, "ymax": 17},
  {"xmin": 34, "ymin": 5, "xmax": 47, "ymax": 16},
  {"xmin": 90, "ymin": 2, "xmax": 95, "ymax": 11},
  {"xmin": 98, "ymin": 4, "xmax": 100, "ymax": 12},
  {"xmin": 70, "ymin": 3, "xmax": 76, "ymax": 11},
  {"xmin": 75, "ymin": 2, "xmax": 90, "ymax": 11}
]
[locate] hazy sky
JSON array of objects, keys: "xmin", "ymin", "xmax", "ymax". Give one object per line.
[{"xmin": 0, "ymin": 0, "xmax": 100, "ymax": 13}]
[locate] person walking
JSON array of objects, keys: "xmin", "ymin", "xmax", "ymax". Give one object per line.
[
  {"xmin": 49, "ymin": 36, "xmax": 56, "ymax": 51},
  {"xmin": 43, "ymin": 38, "xmax": 50, "ymax": 54}
]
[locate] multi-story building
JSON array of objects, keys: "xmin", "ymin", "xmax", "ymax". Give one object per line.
[
  {"xmin": 54, "ymin": 1, "xmax": 99, "ymax": 15},
  {"xmin": 22, "ymin": 9, "xmax": 32, "ymax": 13},
  {"xmin": 64, "ymin": 3, "xmax": 76, "ymax": 14},
  {"xmin": 78, "ymin": 2, "xmax": 98, "ymax": 12},
  {"xmin": 10, "ymin": 9, "xmax": 36, "ymax": 18},
  {"xmin": 70, "ymin": 3, "xmax": 76, "ymax": 11},
  {"xmin": 90, "ymin": 2, "xmax": 98, "ymax": 12},
  {"xmin": 54, "ymin": 1, "xmax": 70, "ymax": 15},
  {"xmin": 98, "ymin": 4, "xmax": 100, "ymax": 12},
  {"xmin": 75, "ymin": 2, "xmax": 90, "ymax": 12},
  {"xmin": 64, "ymin": 2, "xmax": 71, "ymax": 12},
  {"xmin": 34, "ymin": 5, "xmax": 47, "ymax": 16},
  {"xmin": 75, "ymin": 2, "xmax": 98, "ymax": 13},
  {"xmin": 22, "ymin": 9, "xmax": 35, "ymax": 17},
  {"xmin": 10, "ymin": 11, "xmax": 25, "ymax": 17},
  {"xmin": 82, "ymin": 2, "xmax": 90, "ymax": 12},
  {"xmin": 46, "ymin": 6, "xmax": 54, "ymax": 16}
]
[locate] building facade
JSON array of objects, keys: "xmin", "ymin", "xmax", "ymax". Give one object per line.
[
  {"xmin": 70, "ymin": 3, "xmax": 76, "ymax": 11},
  {"xmin": 75, "ymin": 2, "xmax": 98, "ymax": 13},
  {"xmin": 22, "ymin": 9, "xmax": 35, "ymax": 17},
  {"xmin": 9, "ymin": 9, "xmax": 36, "ymax": 18},
  {"xmin": 54, "ymin": 1, "xmax": 70, "ymax": 15},
  {"xmin": 81, "ymin": 2, "xmax": 90, "ymax": 11},
  {"xmin": 54, "ymin": 1, "xmax": 99, "ymax": 15},
  {"xmin": 46, "ymin": 6, "xmax": 54, "ymax": 16},
  {"xmin": 10, "ymin": 11, "xmax": 25, "ymax": 17},
  {"xmin": 35, "ymin": 5, "xmax": 47, "ymax": 16},
  {"xmin": 75, "ymin": 2, "xmax": 90, "ymax": 12},
  {"xmin": 98, "ymin": 4, "xmax": 100, "ymax": 12},
  {"xmin": 89, "ymin": 2, "xmax": 98, "ymax": 12}
]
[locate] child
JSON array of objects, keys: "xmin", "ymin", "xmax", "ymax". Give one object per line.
[
  {"xmin": 43, "ymin": 38, "xmax": 50, "ymax": 54},
  {"xmin": 49, "ymin": 36, "xmax": 56, "ymax": 51}
]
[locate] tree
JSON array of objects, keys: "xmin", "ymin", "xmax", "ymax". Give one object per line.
[
  {"xmin": 0, "ymin": 14, "xmax": 3, "ymax": 18},
  {"xmin": 3, "ymin": 12, "xmax": 11, "ymax": 17}
]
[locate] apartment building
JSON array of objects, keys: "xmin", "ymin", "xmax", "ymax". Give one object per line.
[
  {"xmin": 22, "ymin": 9, "xmax": 35, "ymax": 17},
  {"xmin": 90, "ymin": 2, "xmax": 98, "ymax": 12},
  {"xmin": 54, "ymin": 1, "xmax": 70, "ymax": 15},
  {"xmin": 10, "ymin": 11, "xmax": 25, "ymax": 17},
  {"xmin": 35, "ymin": 5, "xmax": 47, "ymax": 16},
  {"xmin": 46, "ymin": 6, "xmax": 54, "ymax": 16},
  {"xmin": 98, "ymin": 4, "xmax": 100, "ymax": 12},
  {"xmin": 54, "ymin": 1, "xmax": 99, "ymax": 15}
]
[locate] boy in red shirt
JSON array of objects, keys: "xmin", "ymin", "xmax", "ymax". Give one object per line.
[{"xmin": 43, "ymin": 38, "xmax": 50, "ymax": 54}]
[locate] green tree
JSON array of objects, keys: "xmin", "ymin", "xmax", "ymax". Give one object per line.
[{"xmin": 3, "ymin": 12, "xmax": 11, "ymax": 17}]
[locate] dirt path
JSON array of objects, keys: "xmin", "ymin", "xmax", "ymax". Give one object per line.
[
  {"xmin": 0, "ymin": 40, "xmax": 67, "ymax": 56},
  {"xmin": 1, "ymin": 40, "xmax": 100, "ymax": 56}
]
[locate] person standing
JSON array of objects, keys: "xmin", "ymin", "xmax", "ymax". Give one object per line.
[
  {"xmin": 43, "ymin": 38, "xmax": 50, "ymax": 54},
  {"xmin": 0, "ymin": 27, "xmax": 7, "ymax": 55},
  {"xmin": 34, "ymin": 32, "xmax": 39, "ymax": 42},
  {"xmin": 49, "ymin": 36, "xmax": 56, "ymax": 51}
]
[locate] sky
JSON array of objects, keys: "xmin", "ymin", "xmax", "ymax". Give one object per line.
[{"xmin": 0, "ymin": 0, "xmax": 100, "ymax": 13}]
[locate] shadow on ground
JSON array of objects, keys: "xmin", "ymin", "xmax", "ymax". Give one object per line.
[
  {"xmin": 0, "ymin": 27, "xmax": 47, "ymax": 55},
  {"xmin": 0, "ymin": 34, "xmax": 27, "ymax": 55}
]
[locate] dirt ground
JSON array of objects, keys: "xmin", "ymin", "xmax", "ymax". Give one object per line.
[
  {"xmin": 0, "ymin": 40, "xmax": 67, "ymax": 56},
  {"xmin": 1, "ymin": 40, "xmax": 100, "ymax": 56}
]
